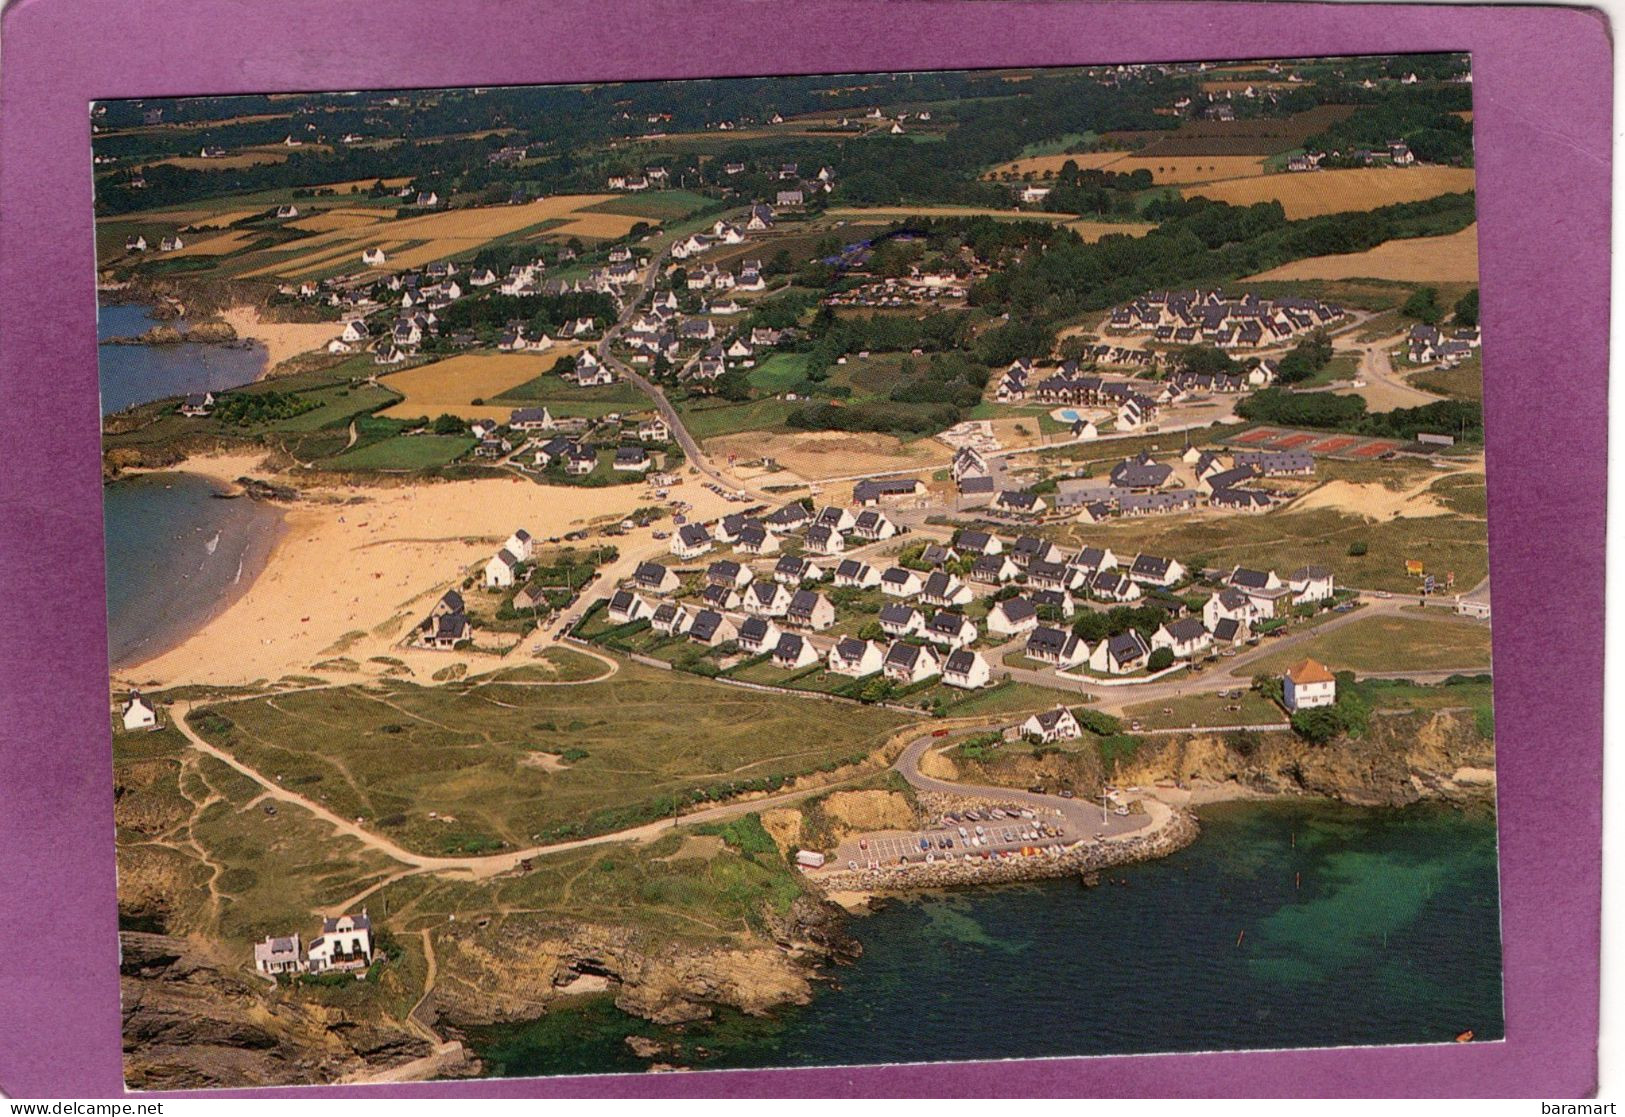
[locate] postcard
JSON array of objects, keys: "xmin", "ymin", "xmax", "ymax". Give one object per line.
[{"xmin": 88, "ymin": 53, "xmax": 1514, "ymax": 1089}]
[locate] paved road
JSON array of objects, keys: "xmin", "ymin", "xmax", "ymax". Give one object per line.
[{"xmin": 821, "ymin": 726, "xmax": 1154, "ymax": 872}]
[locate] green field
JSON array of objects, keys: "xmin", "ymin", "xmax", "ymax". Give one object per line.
[
  {"xmin": 329, "ymin": 433, "xmax": 476, "ymax": 470},
  {"xmin": 677, "ymin": 396, "xmax": 799, "ymax": 440},
  {"xmin": 1121, "ymin": 689, "xmax": 1288, "ymax": 730},
  {"xmin": 187, "ymin": 661, "xmax": 914, "ymax": 855},
  {"xmin": 1233, "ymin": 614, "xmax": 1493, "ymax": 677},
  {"xmin": 494, "ymin": 374, "xmax": 650, "ymax": 417},
  {"xmin": 583, "ymin": 189, "xmax": 716, "ymax": 222},
  {"xmin": 747, "ymin": 352, "xmax": 811, "ymax": 393},
  {"xmin": 1411, "ymin": 355, "xmax": 1483, "ymax": 401}
]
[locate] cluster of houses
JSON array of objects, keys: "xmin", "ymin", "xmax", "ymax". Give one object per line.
[
  {"xmin": 998, "ymin": 555, "xmax": 1336, "ymax": 676},
  {"xmin": 822, "ymin": 267, "xmax": 972, "ymax": 309},
  {"xmin": 1106, "ymin": 289, "xmax": 1345, "ymax": 350},
  {"xmin": 1407, "ymin": 322, "xmax": 1481, "ymax": 367},
  {"xmin": 253, "ymin": 911, "xmax": 374, "ymax": 977},
  {"xmin": 995, "ymin": 361, "xmax": 1162, "ymax": 430}
]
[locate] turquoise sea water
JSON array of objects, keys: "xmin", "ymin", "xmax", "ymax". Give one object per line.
[{"xmin": 468, "ymin": 799, "xmax": 1504, "ymax": 1077}]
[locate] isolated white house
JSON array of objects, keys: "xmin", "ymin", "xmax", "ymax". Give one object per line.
[
  {"xmin": 484, "ymin": 548, "xmax": 520, "ymax": 589},
  {"xmin": 1283, "ymin": 659, "xmax": 1338, "ymax": 711},
  {"xmin": 305, "ymin": 912, "xmax": 372, "ymax": 973},
  {"xmin": 120, "ymin": 692, "xmax": 157, "ymax": 731}
]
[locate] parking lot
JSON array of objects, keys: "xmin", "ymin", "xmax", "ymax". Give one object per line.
[{"xmin": 828, "ymin": 797, "xmax": 1149, "ymax": 872}]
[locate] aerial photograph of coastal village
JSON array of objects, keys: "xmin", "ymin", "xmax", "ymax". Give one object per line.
[{"xmin": 97, "ymin": 55, "xmax": 1501, "ymax": 1089}]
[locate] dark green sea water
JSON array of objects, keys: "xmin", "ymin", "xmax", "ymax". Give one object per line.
[{"xmin": 468, "ymin": 799, "xmax": 1504, "ymax": 1077}]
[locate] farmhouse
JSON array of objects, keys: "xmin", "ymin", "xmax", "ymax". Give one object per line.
[{"xmin": 853, "ymin": 477, "xmax": 926, "ymax": 505}]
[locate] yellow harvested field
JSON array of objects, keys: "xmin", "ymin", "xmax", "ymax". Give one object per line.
[
  {"xmin": 545, "ymin": 212, "xmax": 660, "ymax": 239},
  {"xmin": 238, "ymin": 194, "xmax": 627, "ymax": 280},
  {"xmin": 1104, "ymin": 155, "xmax": 1268, "ymax": 184},
  {"xmin": 1066, "ymin": 219, "xmax": 1155, "ymax": 241},
  {"xmin": 1244, "ymin": 224, "xmax": 1480, "ymax": 284},
  {"xmin": 288, "ymin": 210, "xmax": 388, "ymax": 233},
  {"xmin": 140, "ymin": 151, "xmax": 289, "ymax": 172},
  {"xmin": 377, "ymin": 346, "xmax": 586, "ymax": 422},
  {"xmin": 165, "ymin": 230, "xmax": 264, "ymax": 257},
  {"xmin": 985, "ymin": 151, "xmax": 1131, "ymax": 178},
  {"xmin": 306, "ymin": 176, "xmax": 411, "ymax": 194},
  {"xmin": 1189, "ymin": 166, "xmax": 1477, "ymax": 218}
]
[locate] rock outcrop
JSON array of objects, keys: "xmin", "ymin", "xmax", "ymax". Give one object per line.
[{"xmin": 119, "ymin": 932, "xmax": 431, "ymax": 1090}]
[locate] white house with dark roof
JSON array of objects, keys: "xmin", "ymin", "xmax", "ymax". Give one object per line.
[
  {"xmin": 878, "ymin": 603, "xmax": 925, "ymax": 638},
  {"xmin": 1089, "ymin": 570, "xmax": 1142, "ymax": 603},
  {"xmin": 121, "ymin": 691, "xmax": 158, "ymax": 731},
  {"xmin": 880, "ymin": 567, "xmax": 923, "ymax": 598},
  {"xmin": 804, "ymin": 524, "xmax": 846, "ymax": 556},
  {"xmin": 607, "ymin": 589, "xmax": 649, "ymax": 624},
  {"xmin": 1152, "ymin": 617, "xmax": 1212, "ymax": 659},
  {"xmin": 744, "ymin": 581, "xmax": 792, "ymax": 618},
  {"xmin": 775, "ymin": 555, "xmax": 824, "ymax": 585},
  {"xmin": 772, "ymin": 632, "xmax": 820, "ymax": 670},
  {"xmin": 969, "ymin": 554, "xmax": 1020, "ymax": 586},
  {"xmin": 484, "ymin": 548, "xmax": 521, "ymax": 589},
  {"xmin": 1025, "ymin": 625, "xmax": 1087, "ymax": 668},
  {"xmin": 1089, "ymin": 630, "xmax": 1152, "ymax": 675},
  {"xmin": 633, "ymin": 561, "xmax": 680, "ymax": 595},
  {"xmin": 1128, "ymin": 553, "xmax": 1186, "ymax": 587},
  {"xmin": 671, "ymin": 523, "xmax": 714, "ymax": 559},
  {"xmin": 882, "ymin": 641, "xmax": 940, "ymax": 685},
  {"xmin": 650, "ymin": 602, "xmax": 694, "ymax": 636},
  {"xmin": 687, "ymin": 609, "xmax": 738, "ymax": 647},
  {"xmin": 954, "ymin": 529, "xmax": 1002, "ymax": 556},
  {"xmin": 987, "ymin": 596, "xmax": 1040, "ymax": 637},
  {"xmin": 1022, "ymin": 706, "xmax": 1081, "ymax": 742},
  {"xmin": 828, "ymin": 637, "xmax": 885, "ymax": 678},
  {"xmin": 504, "ymin": 528, "xmax": 535, "ymax": 562},
  {"xmin": 736, "ymin": 524, "xmax": 779, "ymax": 556},
  {"xmin": 306, "ymin": 912, "xmax": 372, "ymax": 973},
  {"xmin": 919, "ymin": 571, "xmax": 973, "ymax": 608},
  {"xmin": 736, "ymin": 616, "xmax": 782, "ymax": 654},
  {"xmin": 1288, "ymin": 565, "xmax": 1336, "ymax": 604},
  {"xmin": 924, "ymin": 611, "xmax": 978, "ymax": 650},
  {"xmin": 851, "ymin": 509, "xmax": 900, "ymax": 541},
  {"xmin": 941, "ymin": 648, "xmax": 993, "ymax": 690},
  {"xmin": 786, "ymin": 589, "xmax": 836, "ymax": 630},
  {"xmin": 833, "ymin": 559, "xmax": 881, "ymax": 589},
  {"xmin": 705, "ymin": 559, "xmax": 753, "ymax": 590}
]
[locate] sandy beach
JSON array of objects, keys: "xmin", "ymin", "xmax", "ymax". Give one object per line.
[
  {"xmin": 217, "ymin": 305, "xmax": 341, "ymax": 371},
  {"xmin": 112, "ymin": 451, "xmax": 737, "ymax": 690}
]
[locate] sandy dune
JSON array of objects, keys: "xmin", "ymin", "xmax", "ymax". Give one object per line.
[{"xmin": 217, "ymin": 306, "xmax": 340, "ymax": 369}]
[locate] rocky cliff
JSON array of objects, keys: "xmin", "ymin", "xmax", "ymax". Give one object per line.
[
  {"xmin": 119, "ymin": 932, "xmax": 432, "ymax": 1090},
  {"xmin": 954, "ymin": 709, "xmax": 1495, "ymax": 808}
]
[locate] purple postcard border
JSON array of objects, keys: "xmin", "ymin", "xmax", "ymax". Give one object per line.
[{"xmin": 0, "ymin": 0, "xmax": 1608, "ymax": 1099}]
